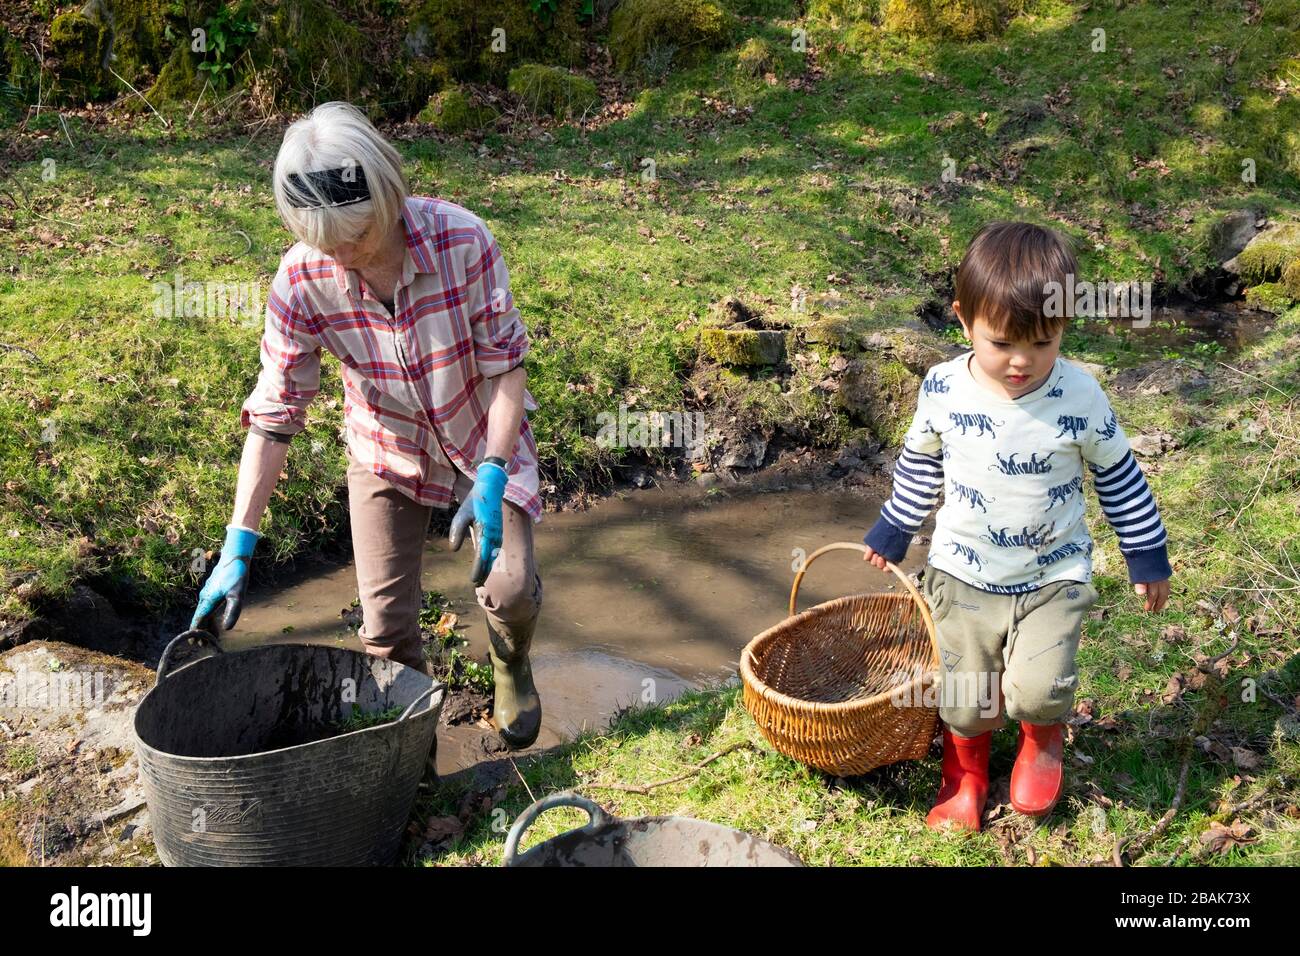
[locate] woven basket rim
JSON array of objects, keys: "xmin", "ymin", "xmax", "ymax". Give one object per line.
[{"xmin": 739, "ymin": 591, "xmax": 937, "ymax": 715}]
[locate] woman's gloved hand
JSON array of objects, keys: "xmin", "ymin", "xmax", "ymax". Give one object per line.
[
  {"xmin": 449, "ymin": 459, "xmax": 508, "ymax": 586},
  {"xmin": 191, "ymin": 525, "xmax": 260, "ymax": 632}
]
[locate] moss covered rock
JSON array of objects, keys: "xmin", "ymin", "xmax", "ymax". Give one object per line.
[
  {"xmin": 734, "ymin": 35, "xmax": 800, "ymax": 78},
  {"xmin": 49, "ymin": 9, "xmax": 111, "ymax": 102},
  {"xmin": 144, "ymin": 43, "xmax": 205, "ymax": 106},
  {"xmin": 46, "ymin": 1, "xmax": 220, "ymax": 105},
  {"xmin": 1224, "ymin": 222, "xmax": 1300, "ymax": 284},
  {"xmin": 1281, "ymin": 260, "xmax": 1300, "ymax": 302},
  {"xmin": 1236, "ymin": 242, "xmax": 1294, "ymax": 285},
  {"xmin": 609, "ymin": 0, "xmax": 730, "ymax": 75},
  {"xmin": 406, "ymin": 0, "xmax": 586, "ymax": 85},
  {"xmin": 883, "ymin": 0, "xmax": 1007, "ymax": 41},
  {"xmin": 417, "ymin": 86, "xmax": 497, "ymax": 133},
  {"xmin": 699, "ymin": 328, "xmax": 787, "ymax": 366},
  {"xmin": 1243, "ymin": 282, "xmax": 1292, "ymax": 314},
  {"xmin": 507, "ymin": 63, "xmax": 599, "ymax": 118},
  {"xmin": 836, "ymin": 356, "xmax": 919, "ymax": 447},
  {"xmin": 92, "ymin": 0, "xmax": 180, "ymax": 82}
]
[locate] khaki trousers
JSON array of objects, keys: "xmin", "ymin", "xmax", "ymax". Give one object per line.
[
  {"xmin": 345, "ymin": 447, "xmax": 543, "ymax": 671},
  {"xmin": 919, "ymin": 563, "xmax": 1099, "ymax": 737}
]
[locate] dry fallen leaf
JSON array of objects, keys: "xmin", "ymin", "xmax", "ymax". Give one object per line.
[
  {"xmin": 1161, "ymin": 624, "xmax": 1188, "ymax": 643},
  {"xmin": 1162, "ymin": 672, "xmax": 1187, "ymax": 704},
  {"xmin": 1199, "ymin": 819, "xmax": 1254, "ymax": 855},
  {"xmin": 1231, "ymin": 747, "xmax": 1263, "ymax": 771},
  {"xmin": 421, "ymin": 815, "xmax": 465, "ymax": 844}
]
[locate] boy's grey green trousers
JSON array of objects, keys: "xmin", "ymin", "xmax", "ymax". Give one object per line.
[{"xmin": 919, "ymin": 564, "xmax": 1100, "ymax": 737}]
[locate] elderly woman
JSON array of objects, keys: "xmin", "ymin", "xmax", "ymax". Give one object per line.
[{"xmin": 190, "ymin": 102, "xmax": 544, "ymax": 749}]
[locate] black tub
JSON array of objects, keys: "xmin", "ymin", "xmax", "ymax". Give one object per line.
[{"xmin": 134, "ymin": 634, "xmax": 444, "ymax": 866}]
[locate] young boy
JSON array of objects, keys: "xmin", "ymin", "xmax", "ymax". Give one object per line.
[{"xmin": 861, "ymin": 221, "xmax": 1173, "ymax": 832}]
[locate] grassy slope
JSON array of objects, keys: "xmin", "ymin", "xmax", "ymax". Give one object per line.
[
  {"xmin": 0, "ymin": 0, "xmax": 1297, "ymax": 862},
  {"xmin": 418, "ymin": 290, "xmax": 1300, "ymax": 866},
  {"xmin": 2, "ymin": 0, "xmax": 1299, "ymax": 624}
]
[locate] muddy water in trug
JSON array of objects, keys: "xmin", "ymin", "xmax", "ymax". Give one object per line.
[{"xmin": 231, "ymin": 485, "xmax": 918, "ymax": 772}]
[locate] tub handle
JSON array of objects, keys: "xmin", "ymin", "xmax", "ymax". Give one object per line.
[
  {"xmin": 398, "ymin": 682, "xmax": 444, "ymax": 722},
  {"xmin": 156, "ymin": 628, "xmax": 224, "ymax": 683},
  {"xmin": 503, "ymin": 791, "xmax": 609, "ymax": 866}
]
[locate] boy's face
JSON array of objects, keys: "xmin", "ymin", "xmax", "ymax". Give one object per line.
[{"xmin": 952, "ymin": 301, "xmax": 1063, "ymax": 398}]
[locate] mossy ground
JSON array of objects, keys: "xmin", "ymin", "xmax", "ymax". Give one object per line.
[
  {"xmin": 609, "ymin": 0, "xmax": 732, "ymax": 74},
  {"xmin": 3, "ymin": 0, "xmax": 1298, "ymax": 625},
  {"xmin": 507, "ymin": 64, "xmax": 601, "ymax": 119}
]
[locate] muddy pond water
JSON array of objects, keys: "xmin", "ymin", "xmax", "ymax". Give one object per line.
[{"xmin": 230, "ymin": 483, "xmax": 922, "ymax": 774}]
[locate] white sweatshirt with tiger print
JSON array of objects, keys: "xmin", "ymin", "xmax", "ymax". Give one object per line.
[{"xmin": 863, "ymin": 351, "xmax": 1171, "ymax": 594}]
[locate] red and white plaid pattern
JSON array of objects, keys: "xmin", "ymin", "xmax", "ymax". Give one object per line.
[{"xmin": 240, "ymin": 196, "xmax": 543, "ymax": 521}]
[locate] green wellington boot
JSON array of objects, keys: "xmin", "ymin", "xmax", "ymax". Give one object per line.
[{"xmin": 487, "ymin": 618, "xmax": 541, "ymax": 749}]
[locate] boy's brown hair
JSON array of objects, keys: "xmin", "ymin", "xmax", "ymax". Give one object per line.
[{"xmin": 955, "ymin": 221, "xmax": 1078, "ymax": 342}]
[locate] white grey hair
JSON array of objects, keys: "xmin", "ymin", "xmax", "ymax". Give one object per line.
[{"xmin": 272, "ymin": 101, "xmax": 410, "ymax": 252}]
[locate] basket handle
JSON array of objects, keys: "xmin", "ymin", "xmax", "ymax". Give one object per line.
[{"xmin": 788, "ymin": 542, "xmax": 940, "ymax": 670}]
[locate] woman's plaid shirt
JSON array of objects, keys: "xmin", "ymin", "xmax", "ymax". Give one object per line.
[{"xmin": 240, "ymin": 196, "xmax": 542, "ymax": 521}]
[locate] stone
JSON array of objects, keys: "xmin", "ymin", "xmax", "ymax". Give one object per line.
[
  {"xmin": 1111, "ymin": 360, "xmax": 1211, "ymax": 399},
  {"xmin": 1129, "ymin": 431, "xmax": 1179, "ymax": 457},
  {"xmin": 1209, "ymin": 208, "xmax": 1263, "ymax": 265},
  {"xmin": 1223, "ymin": 221, "xmax": 1300, "ymax": 280},
  {"xmin": 717, "ymin": 432, "xmax": 768, "ymax": 469},
  {"xmin": 699, "ymin": 328, "xmax": 786, "ymax": 366}
]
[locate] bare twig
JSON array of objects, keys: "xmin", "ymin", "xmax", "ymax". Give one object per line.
[
  {"xmin": 0, "ymin": 342, "xmax": 42, "ymax": 364},
  {"xmin": 57, "ymin": 112, "xmax": 74, "ymax": 149},
  {"xmin": 186, "ymin": 77, "xmax": 211, "ymax": 127},
  {"xmin": 582, "ymin": 741, "xmax": 757, "ymax": 794},
  {"xmin": 1216, "ymin": 361, "xmax": 1294, "ymax": 401},
  {"xmin": 106, "ymin": 66, "xmax": 170, "ymax": 128},
  {"xmin": 1199, "ymin": 635, "xmax": 1240, "ymax": 675},
  {"xmin": 508, "ymin": 756, "xmax": 535, "ymax": 804},
  {"xmin": 1113, "ymin": 741, "xmax": 1192, "ymax": 865}
]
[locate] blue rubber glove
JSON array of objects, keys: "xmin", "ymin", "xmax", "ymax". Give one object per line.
[
  {"xmin": 449, "ymin": 461, "xmax": 508, "ymax": 586},
  {"xmin": 191, "ymin": 525, "xmax": 260, "ymax": 631}
]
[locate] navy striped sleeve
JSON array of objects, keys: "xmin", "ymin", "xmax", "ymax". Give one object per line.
[
  {"xmin": 864, "ymin": 445, "xmax": 945, "ymax": 562},
  {"xmin": 1088, "ymin": 449, "xmax": 1171, "ymax": 583}
]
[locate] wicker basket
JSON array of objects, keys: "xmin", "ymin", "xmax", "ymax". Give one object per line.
[{"xmin": 740, "ymin": 542, "xmax": 941, "ymax": 777}]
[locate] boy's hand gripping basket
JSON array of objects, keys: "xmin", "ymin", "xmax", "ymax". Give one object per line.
[{"xmin": 740, "ymin": 542, "xmax": 941, "ymax": 776}]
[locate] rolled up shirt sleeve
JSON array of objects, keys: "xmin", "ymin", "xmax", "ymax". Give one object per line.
[
  {"xmin": 239, "ymin": 264, "xmax": 321, "ymax": 439},
  {"xmin": 465, "ymin": 222, "xmax": 529, "ymax": 379}
]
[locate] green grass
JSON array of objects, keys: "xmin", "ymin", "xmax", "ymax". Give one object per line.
[
  {"xmin": 3, "ymin": 0, "xmax": 1299, "ymax": 627},
  {"xmin": 3, "ymin": 744, "xmax": 37, "ymax": 773},
  {"xmin": 413, "ymin": 301, "xmax": 1300, "ymax": 866}
]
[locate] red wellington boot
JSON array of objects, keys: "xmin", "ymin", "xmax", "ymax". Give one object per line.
[
  {"xmin": 926, "ymin": 728, "xmax": 992, "ymax": 833},
  {"xmin": 1010, "ymin": 720, "xmax": 1065, "ymax": 816}
]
